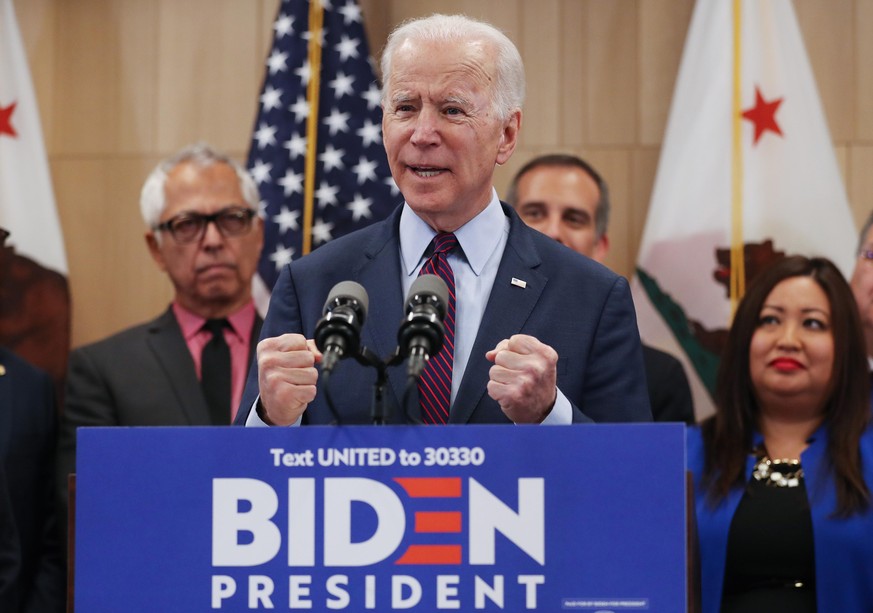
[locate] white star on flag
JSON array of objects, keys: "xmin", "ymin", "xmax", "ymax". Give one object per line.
[
  {"xmin": 316, "ymin": 181, "xmax": 340, "ymax": 208},
  {"xmin": 319, "ymin": 144, "xmax": 345, "ymax": 171},
  {"xmin": 254, "ymin": 123, "xmax": 278, "ymax": 149},
  {"xmin": 351, "ymin": 156, "xmax": 378, "ymax": 185},
  {"xmin": 347, "ymin": 193, "xmax": 373, "ymax": 221},
  {"xmin": 267, "ymin": 50, "xmax": 289, "ymax": 75},
  {"xmin": 272, "ymin": 206, "xmax": 300, "ymax": 233},
  {"xmin": 322, "ymin": 108, "xmax": 350, "ymax": 135},
  {"xmin": 283, "ymin": 132, "xmax": 307, "ymax": 157},
  {"xmin": 357, "ymin": 119, "xmax": 381, "ymax": 147},
  {"xmin": 311, "ymin": 218, "xmax": 334, "ymax": 245}
]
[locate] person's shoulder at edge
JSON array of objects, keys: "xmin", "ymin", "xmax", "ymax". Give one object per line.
[{"xmin": 1, "ymin": 345, "xmax": 53, "ymax": 387}]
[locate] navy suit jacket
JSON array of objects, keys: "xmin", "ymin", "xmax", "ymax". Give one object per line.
[
  {"xmin": 0, "ymin": 348, "xmax": 65, "ymax": 612},
  {"xmin": 237, "ymin": 203, "xmax": 651, "ymax": 425}
]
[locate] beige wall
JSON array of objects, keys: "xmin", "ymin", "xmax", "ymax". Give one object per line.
[{"xmin": 14, "ymin": 0, "xmax": 873, "ymax": 348}]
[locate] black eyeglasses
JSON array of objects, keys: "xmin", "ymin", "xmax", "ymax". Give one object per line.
[{"xmin": 154, "ymin": 206, "xmax": 256, "ymax": 244}]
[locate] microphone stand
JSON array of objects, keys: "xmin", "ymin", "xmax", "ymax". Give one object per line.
[{"xmin": 349, "ymin": 347, "xmax": 404, "ymax": 425}]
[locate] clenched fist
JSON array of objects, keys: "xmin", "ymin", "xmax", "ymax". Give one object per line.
[
  {"xmin": 485, "ymin": 334, "xmax": 558, "ymax": 423},
  {"xmin": 256, "ymin": 333, "xmax": 322, "ymax": 425}
]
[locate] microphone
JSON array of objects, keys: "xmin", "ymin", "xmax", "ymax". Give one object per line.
[
  {"xmin": 314, "ymin": 281, "xmax": 369, "ymax": 374},
  {"xmin": 398, "ymin": 274, "xmax": 449, "ymax": 379}
]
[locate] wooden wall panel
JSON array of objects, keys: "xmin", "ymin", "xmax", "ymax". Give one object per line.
[
  {"xmin": 587, "ymin": 149, "xmax": 632, "ymax": 273},
  {"xmin": 51, "ymin": 157, "xmax": 173, "ymax": 344},
  {"xmin": 630, "ymin": 147, "xmax": 662, "ymax": 267},
  {"xmin": 154, "ymin": 0, "xmax": 263, "ymax": 155},
  {"xmin": 259, "ymin": 0, "xmax": 282, "ymax": 70},
  {"xmin": 794, "ymin": 0, "xmax": 854, "ymax": 142},
  {"xmin": 857, "ymin": 0, "xmax": 873, "ymax": 141},
  {"xmin": 52, "ymin": 0, "xmax": 159, "ymax": 155},
  {"xmin": 849, "ymin": 146, "xmax": 873, "ymax": 229},
  {"xmin": 559, "ymin": 0, "xmax": 587, "ymax": 147},
  {"xmin": 638, "ymin": 0, "xmax": 693, "ymax": 145},
  {"xmin": 359, "ymin": 0, "xmax": 390, "ymax": 63},
  {"xmin": 518, "ymin": 0, "xmax": 561, "ymax": 148},
  {"xmin": 586, "ymin": 0, "xmax": 638, "ymax": 145}
]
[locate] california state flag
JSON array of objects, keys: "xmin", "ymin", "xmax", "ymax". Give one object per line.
[
  {"xmin": 0, "ymin": 0, "xmax": 66, "ymax": 273},
  {"xmin": 631, "ymin": 0, "xmax": 856, "ymax": 420}
]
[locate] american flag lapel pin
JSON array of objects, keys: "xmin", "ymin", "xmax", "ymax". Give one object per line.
[{"xmin": 511, "ymin": 277, "xmax": 527, "ymax": 289}]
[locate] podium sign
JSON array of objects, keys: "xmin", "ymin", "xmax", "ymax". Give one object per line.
[{"xmin": 76, "ymin": 424, "xmax": 686, "ymax": 611}]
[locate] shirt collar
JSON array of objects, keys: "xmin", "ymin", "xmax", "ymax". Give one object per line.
[
  {"xmin": 399, "ymin": 188, "xmax": 505, "ymax": 277},
  {"xmin": 172, "ymin": 301, "xmax": 256, "ymax": 342}
]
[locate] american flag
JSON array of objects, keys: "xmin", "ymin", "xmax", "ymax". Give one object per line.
[{"xmin": 247, "ymin": 0, "xmax": 401, "ymax": 293}]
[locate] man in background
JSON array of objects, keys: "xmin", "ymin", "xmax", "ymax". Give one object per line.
[
  {"xmin": 58, "ymin": 143, "xmax": 264, "ymax": 506},
  {"xmin": 0, "ymin": 338, "xmax": 65, "ymax": 611},
  {"xmin": 506, "ymin": 153, "xmax": 695, "ymax": 423}
]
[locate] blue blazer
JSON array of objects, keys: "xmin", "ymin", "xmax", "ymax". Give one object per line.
[
  {"xmin": 0, "ymin": 348, "xmax": 65, "ymax": 611},
  {"xmin": 237, "ymin": 203, "xmax": 651, "ymax": 425},
  {"xmin": 687, "ymin": 424, "xmax": 873, "ymax": 612}
]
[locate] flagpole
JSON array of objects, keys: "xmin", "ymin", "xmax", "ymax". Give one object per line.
[
  {"xmin": 730, "ymin": 0, "xmax": 745, "ymax": 317},
  {"xmin": 302, "ymin": 0, "xmax": 325, "ymax": 256}
]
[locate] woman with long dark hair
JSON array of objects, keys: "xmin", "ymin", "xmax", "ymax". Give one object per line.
[{"xmin": 688, "ymin": 256, "xmax": 873, "ymax": 611}]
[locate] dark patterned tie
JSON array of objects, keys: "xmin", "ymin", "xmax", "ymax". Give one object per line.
[
  {"xmin": 201, "ymin": 319, "xmax": 231, "ymax": 424},
  {"xmin": 418, "ymin": 233, "xmax": 458, "ymax": 424}
]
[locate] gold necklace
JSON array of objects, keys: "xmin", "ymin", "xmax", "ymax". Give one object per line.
[{"xmin": 752, "ymin": 455, "xmax": 804, "ymax": 488}]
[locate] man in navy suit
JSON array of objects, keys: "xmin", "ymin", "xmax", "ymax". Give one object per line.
[
  {"xmin": 237, "ymin": 14, "xmax": 651, "ymax": 427},
  {"xmin": 0, "ymin": 347, "xmax": 65, "ymax": 612},
  {"xmin": 506, "ymin": 153, "xmax": 695, "ymax": 424}
]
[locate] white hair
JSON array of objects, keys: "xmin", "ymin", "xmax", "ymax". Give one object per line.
[
  {"xmin": 139, "ymin": 142, "xmax": 260, "ymax": 232},
  {"xmin": 380, "ymin": 14, "xmax": 525, "ymax": 121}
]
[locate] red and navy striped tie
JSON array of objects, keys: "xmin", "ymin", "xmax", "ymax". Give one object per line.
[{"xmin": 418, "ymin": 233, "xmax": 458, "ymax": 424}]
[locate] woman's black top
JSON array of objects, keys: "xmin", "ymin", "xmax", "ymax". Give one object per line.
[{"xmin": 721, "ymin": 465, "xmax": 816, "ymax": 612}]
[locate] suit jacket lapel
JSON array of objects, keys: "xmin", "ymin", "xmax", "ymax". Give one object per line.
[
  {"xmin": 450, "ymin": 207, "xmax": 547, "ymax": 424},
  {"xmin": 146, "ymin": 308, "xmax": 211, "ymax": 424}
]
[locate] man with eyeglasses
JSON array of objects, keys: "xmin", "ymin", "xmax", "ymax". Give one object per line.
[
  {"xmin": 850, "ymin": 212, "xmax": 873, "ymax": 379},
  {"xmin": 57, "ymin": 143, "xmax": 264, "ymax": 514}
]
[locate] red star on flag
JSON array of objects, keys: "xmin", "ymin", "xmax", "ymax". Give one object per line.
[
  {"xmin": 741, "ymin": 86, "xmax": 783, "ymax": 145},
  {"xmin": 0, "ymin": 101, "xmax": 17, "ymax": 138}
]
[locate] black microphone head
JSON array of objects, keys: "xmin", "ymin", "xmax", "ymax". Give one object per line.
[
  {"xmin": 397, "ymin": 274, "xmax": 448, "ymax": 361},
  {"xmin": 322, "ymin": 280, "xmax": 369, "ymax": 320},
  {"xmin": 315, "ymin": 281, "xmax": 369, "ymax": 362},
  {"xmin": 406, "ymin": 274, "xmax": 449, "ymax": 318}
]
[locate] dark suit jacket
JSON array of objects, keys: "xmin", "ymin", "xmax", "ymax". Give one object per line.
[
  {"xmin": 642, "ymin": 345, "xmax": 695, "ymax": 424},
  {"xmin": 237, "ymin": 203, "xmax": 651, "ymax": 425},
  {"xmin": 0, "ymin": 348, "xmax": 65, "ymax": 612},
  {"xmin": 57, "ymin": 308, "xmax": 261, "ymax": 509}
]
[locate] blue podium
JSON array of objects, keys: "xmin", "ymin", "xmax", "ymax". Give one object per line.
[{"xmin": 75, "ymin": 424, "xmax": 687, "ymax": 611}]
